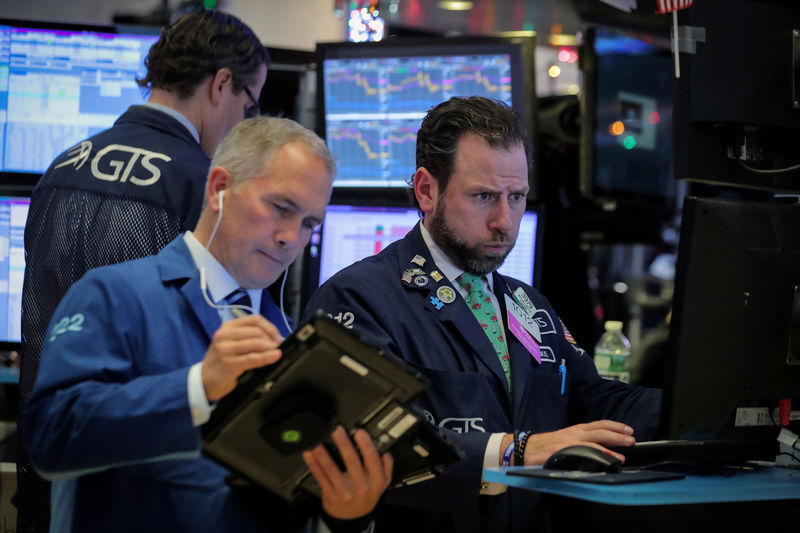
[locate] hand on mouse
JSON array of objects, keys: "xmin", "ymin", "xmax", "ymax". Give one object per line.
[{"xmin": 515, "ymin": 420, "xmax": 635, "ymax": 466}]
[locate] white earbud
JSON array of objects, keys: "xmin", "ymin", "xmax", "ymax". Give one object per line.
[{"xmin": 206, "ymin": 189, "xmax": 225, "ymax": 251}]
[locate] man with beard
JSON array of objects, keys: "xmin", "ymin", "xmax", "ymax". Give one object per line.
[{"xmin": 302, "ymin": 96, "xmax": 661, "ymax": 532}]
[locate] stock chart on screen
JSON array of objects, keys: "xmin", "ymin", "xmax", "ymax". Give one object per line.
[{"xmin": 322, "ymin": 53, "xmax": 514, "ymax": 187}]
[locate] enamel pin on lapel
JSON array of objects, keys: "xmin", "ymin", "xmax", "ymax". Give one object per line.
[{"xmin": 436, "ymin": 286, "xmax": 456, "ymax": 304}]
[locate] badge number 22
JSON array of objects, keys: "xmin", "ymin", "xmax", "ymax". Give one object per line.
[
  {"xmin": 328, "ymin": 311, "xmax": 354, "ymax": 329},
  {"xmin": 49, "ymin": 313, "xmax": 85, "ymax": 342}
]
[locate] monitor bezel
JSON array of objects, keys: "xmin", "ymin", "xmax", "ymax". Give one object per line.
[
  {"xmin": 660, "ymin": 195, "xmax": 800, "ymax": 441},
  {"xmin": 315, "ymin": 34, "xmax": 537, "ymax": 197}
]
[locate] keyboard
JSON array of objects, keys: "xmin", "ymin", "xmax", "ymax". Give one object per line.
[{"xmin": 609, "ymin": 437, "xmax": 778, "ymax": 473}]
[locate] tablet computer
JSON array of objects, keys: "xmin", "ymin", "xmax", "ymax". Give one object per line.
[{"xmin": 202, "ymin": 313, "xmax": 462, "ymax": 502}]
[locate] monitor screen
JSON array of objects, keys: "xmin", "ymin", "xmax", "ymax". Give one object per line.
[
  {"xmin": 0, "ymin": 21, "xmax": 158, "ymax": 174},
  {"xmin": 305, "ymin": 204, "xmax": 540, "ymax": 292},
  {"xmin": 661, "ymin": 196, "xmax": 800, "ymax": 441},
  {"xmin": 316, "ymin": 36, "xmax": 535, "ymax": 189},
  {"xmin": 580, "ymin": 27, "xmax": 674, "ymax": 204},
  {"xmin": 0, "ymin": 195, "xmax": 29, "ymax": 345}
]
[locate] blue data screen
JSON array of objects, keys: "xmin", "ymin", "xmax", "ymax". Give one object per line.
[
  {"xmin": 0, "ymin": 196, "xmax": 29, "ymax": 343},
  {"xmin": 0, "ymin": 25, "xmax": 158, "ymax": 173}
]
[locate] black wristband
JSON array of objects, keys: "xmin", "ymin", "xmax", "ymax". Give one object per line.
[
  {"xmin": 517, "ymin": 430, "xmax": 531, "ymax": 466},
  {"xmin": 513, "ymin": 429, "xmax": 522, "ymax": 466}
]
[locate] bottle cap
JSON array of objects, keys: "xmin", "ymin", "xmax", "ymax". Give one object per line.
[{"xmin": 604, "ymin": 320, "xmax": 623, "ymax": 331}]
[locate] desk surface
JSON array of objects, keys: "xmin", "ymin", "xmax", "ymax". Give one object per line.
[{"xmin": 484, "ymin": 466, "xmax": 800, "ymax": 506}]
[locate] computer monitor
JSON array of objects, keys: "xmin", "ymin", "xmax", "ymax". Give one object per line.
[
  {"xmin": 316, "ymin": 35, "xmax": 536, "ymax": 190},
  {"xmin": 579, "ymin": 27, "xmax": 674, "ymax": 205},
  {"xmin": 0, "ymin": 19, "xmax": 158, "ymax": 175},
  {"xmin": 661, "ymin": 196, "xmax": 800, "ymax": 441},
  {"xmin": 0, "ymin": 195, "xmax": 29, "ymax": 348},
  {"xmin": 303, "ymin": 204, "xmax": 542, "ymax": 304},
  {"xmin": 573, "ymin": 27, "xmax": 674, "ymax": 243}
]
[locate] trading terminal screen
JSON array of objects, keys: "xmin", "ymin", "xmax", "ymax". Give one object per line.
[
  {"xmin": 0, "ymin": 195, "xmax": 29, "ymax": 344},
  {"xmin": 0, "ymin": 23, "xmax": 157, "ymax": 173},
  {"xmin": 321, "ymin": 48, "xmax": 517, "ymax": 187},
  {"xmin": 309, "ymin": 205, "xmax": 539, "ymax": 287}
]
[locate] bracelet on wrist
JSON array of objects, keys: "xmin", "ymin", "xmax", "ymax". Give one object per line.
[
  {"xmin": 514, "ymin": 430, "xmax": 524, "ymax": 466},
  {"xmin": 516, "ymin": 430, "xmax": 531, "ymax": 466},
  {"xmin": 502, "ymin": 439, "xmax": 515, "ymax": 467}
]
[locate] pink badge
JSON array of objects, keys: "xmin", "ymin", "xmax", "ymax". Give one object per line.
[{"xmin": 507, "ymin": 310, "xmax": 542, "ymax": 363}]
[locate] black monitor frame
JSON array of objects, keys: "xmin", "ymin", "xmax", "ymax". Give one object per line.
[
  {"xmin": 579, "ymin": 26, "xmax": 674, "ymax": 207},
  {"xmin": 259, "ymin": 47, "xmax": 316, "ymax": 124},
  {"xmin": 315, "ymin": 34, "xmax": 537, "ymax": 201},
  {"xmin": 661, "ymin": 196, "xmax": 800, "ymax": 441}
]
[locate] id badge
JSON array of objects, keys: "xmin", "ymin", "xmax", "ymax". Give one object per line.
[{"xmin": 504, "ymin": 293, "xmax": 542, "ymax": 363}]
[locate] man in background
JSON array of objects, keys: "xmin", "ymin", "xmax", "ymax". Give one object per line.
[
  {"xmin": 303, "ymin": 96, "xmax": 661, "ymax": 532},
  {"xmin": 17, "ymin": 9, "xmax": 270, "ymax": 531}
]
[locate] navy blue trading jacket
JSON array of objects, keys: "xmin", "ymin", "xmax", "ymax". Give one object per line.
[
  {"xmin": 303, "ymin": 223, "xmax": 661, "ymax": 533},
  {"xmin": 17, "ymin": 105, "xmax": 211, "ymax": 530}
]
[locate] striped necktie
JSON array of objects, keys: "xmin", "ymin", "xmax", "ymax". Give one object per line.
[{"xmin": 225, "ymin": 288, "xmax": 252, "ymax": 318}]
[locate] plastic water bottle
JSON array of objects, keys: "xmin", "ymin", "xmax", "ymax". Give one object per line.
[{"xmin": 593, "ymin": 321, "xmax": 631, "ymax": 383}]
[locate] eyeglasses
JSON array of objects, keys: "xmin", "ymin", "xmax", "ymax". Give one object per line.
[{"xmin": 243, "ymin": 85, "xmax": 261, "ymax": 118}]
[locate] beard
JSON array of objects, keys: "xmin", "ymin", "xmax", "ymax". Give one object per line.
[{"xmin": 428, "ymin": 200, "xmax": 515, "ymax": 276}]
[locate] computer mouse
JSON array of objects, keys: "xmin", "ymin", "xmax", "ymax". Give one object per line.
[{"xmin": 542, "ymin": 445, "xmax": 622, "ymax": 473}]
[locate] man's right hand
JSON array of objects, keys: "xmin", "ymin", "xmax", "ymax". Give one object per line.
[
  {"xmin": 201, "ymin": 315, "xmax": 284, "ymax": 402},
  {"xmin": 521, "ymin": 420, "xmax": 636, "ymax": 465}
]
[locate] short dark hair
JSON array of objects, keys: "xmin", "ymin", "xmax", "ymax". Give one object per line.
[
  {"xmin": 137, "ymin": 9, "xmax": 270, "ymax": 99},
  {"xmin": 410, "ymin": 96, "xmax": 530, "ymax": 210}
]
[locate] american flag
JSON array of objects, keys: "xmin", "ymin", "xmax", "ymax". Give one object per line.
[
  {"xmin": 656, "ymin": 0, "xmax": 694, "ymax": 13},
  {"xmin": 559, "ymin": 318, "xmax": 577, "ymax": 345}
]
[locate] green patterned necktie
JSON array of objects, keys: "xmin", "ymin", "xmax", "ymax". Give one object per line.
[{"xmin": 456, "ymin": 272, "xmax": 511, "ymax": 391}]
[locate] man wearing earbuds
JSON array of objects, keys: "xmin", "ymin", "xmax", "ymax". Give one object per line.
[
  {"xmin": 17, "ymin": 9, "xmax": 270, "ymax": 531},
  {"xmin": 22, "ymin": 117, "xmax": 392, "ymax": 532}
]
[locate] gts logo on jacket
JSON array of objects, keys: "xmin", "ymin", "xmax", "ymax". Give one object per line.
[
  {"xmin": 422, "ymin": 410, "xmax": 486, "ymax": 433},
  {"xmin": 55, "ymin": 141, "xmax": 172, "ymax": 186}
]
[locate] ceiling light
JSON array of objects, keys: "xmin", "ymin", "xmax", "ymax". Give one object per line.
[
  {"xmin": 549, "ymin": 34, "xmax": 579, "ymax": 46},
  {"xmin": 438, "ymin": 1, "xmax": 474, "ymax": 11}
]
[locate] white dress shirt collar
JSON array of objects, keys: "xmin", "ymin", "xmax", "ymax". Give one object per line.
[
  {"xmin": 419, "ymin": 221, "xmax": 495, "ymax": 292},
  {"xmin": 141, "ymin": 102, "xmax": 200, "ymax": 144},
  {"xmin": 182, "ymin": 231, "xmax": 261, "ymax": 312}
]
